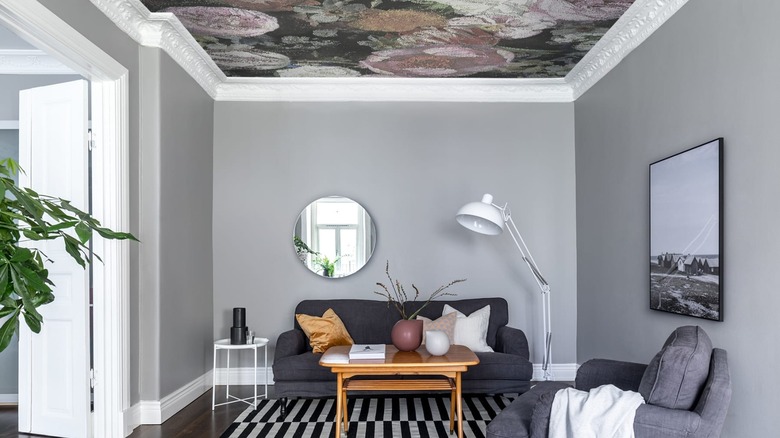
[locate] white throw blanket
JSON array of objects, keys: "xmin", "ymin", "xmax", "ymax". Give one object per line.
[{"xmin": 548, "ymin": 384, "xmax": 645, "ymax": 438}]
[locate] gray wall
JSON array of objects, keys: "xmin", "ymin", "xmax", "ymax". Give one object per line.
[
  {"xmin": 158, "ymin": 51, "xmax": 214, "ymax": 396},
  {"xmin": 0, "ymin": 74, "xmax": 81, "ymax": 397},
  {"xmin": 575, "ymin": 0, "xmax": 779, "ymax": 436},
  {"xmin": 213, "ymin": 102, "xmax": 578, "ymax": 367}
]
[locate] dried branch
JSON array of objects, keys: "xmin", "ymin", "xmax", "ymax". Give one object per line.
[{"xmin": 373, "ymin": 260, "xmax": 466, "ymax": 320}]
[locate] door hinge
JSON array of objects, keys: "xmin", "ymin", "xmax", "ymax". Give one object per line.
[
  {"xmin": 88, "ymin": 129, "xmax": 95, "ymax": 151},
  {"xmin": 90, "ymin": 368, "xmax": 95, "ymax": 389}
]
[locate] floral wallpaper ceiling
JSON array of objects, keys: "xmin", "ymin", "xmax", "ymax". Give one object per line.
[{"xmin": 141, "ymin": 0, "xmax": 636, "ymax": 78}]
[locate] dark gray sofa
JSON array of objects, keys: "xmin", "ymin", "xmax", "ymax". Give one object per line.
[
  {"xmin": 486, "ymin": 326, "xmax": 731, "ymax": 438},
  {"xmin": 273, "ymin": 298, "xmax": 533, "ymax": 414}
]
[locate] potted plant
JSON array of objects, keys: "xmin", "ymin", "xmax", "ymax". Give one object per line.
[
  {"xmin": 374, "ymin": 261, "xmax": 465, "ymax": 351},
  {"xmin": 314, "ymin": 254, "xmax": 341, "ymax": 277},
  {"xmin": 0, "ymin": 158, "xmax": 137, "ymax": 352}
]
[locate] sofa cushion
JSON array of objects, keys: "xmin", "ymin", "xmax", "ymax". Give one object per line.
[
  {"xmin": 295, "ymin": 308, "xmax": 354, "ymax": 353},
  {"xmin": 444, "ymin": 304, "xmax": 494, "ymax": 352},
  {"xmin": 418, "ymin": 312, "xmax": 457, "ymax": 344},
  {"xmin": 273, "ymin": 352, "xmax": 336, "ymax": 382},
  {"xmin": 464, "ymin": 352, "xmax": 532, "ymax": 380},
  {"xmin": 638, "ymin": 326, "xmax": 712, "ymax": 410}
]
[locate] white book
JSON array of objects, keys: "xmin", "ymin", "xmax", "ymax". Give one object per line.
[{"xmin": 349, "ymin": 344, "xmax": 386, "ymax": 359}]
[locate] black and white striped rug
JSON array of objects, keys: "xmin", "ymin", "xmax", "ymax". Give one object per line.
[{"xmin": 220, "ymin": 394, "xmax": 515, "ymax": 438}]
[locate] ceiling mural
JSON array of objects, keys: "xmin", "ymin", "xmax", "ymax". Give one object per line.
[{"xmin": 140, "ymin": 0, "xmax": 636, "ymax": 78}]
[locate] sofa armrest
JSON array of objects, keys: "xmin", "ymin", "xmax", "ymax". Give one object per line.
[
  {"xmin": 529, "ymin": 388, "xmax": 557, "ymax": 438},
  {"xmin": 576, "ymin": 359, "xmax": 647, "ymax": 392},
  {"xmin": 634, "ymin": 404, "xmax": 702, "ymax": 437},
  {"xmin": 274, "ymin": 329, "xmax": 307, "ymax": 360},
  {"xmin": 495, "ymin": 326, "xmax": 530, "ymax": 360}
]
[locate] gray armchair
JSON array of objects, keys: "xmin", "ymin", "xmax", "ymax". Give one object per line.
[{"xmin": 487, "ymin": 326, "xmax": 732, "ymax": 438}]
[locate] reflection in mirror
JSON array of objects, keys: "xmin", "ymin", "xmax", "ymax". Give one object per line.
[{"xmin": 293, "ymin": 196, "xmax": 376, "ymax": 278}]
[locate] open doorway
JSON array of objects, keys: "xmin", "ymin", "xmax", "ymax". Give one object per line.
[{"xmin": 0, "ymin": 1, "xmax": 131, "ymax": 436}]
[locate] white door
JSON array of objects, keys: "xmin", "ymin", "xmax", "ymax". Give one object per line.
[{"xmin": 17, "ymin": 80, "xmax": 90, "ymax": 437}]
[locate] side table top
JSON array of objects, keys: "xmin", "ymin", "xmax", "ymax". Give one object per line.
[{"xmin": 215, "ymin": 338, "xmax": 269, "ymax": 349}]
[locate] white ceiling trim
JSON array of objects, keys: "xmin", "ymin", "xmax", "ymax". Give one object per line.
[
  {"xmin": 89, "ymin": 0, "xmax": 687, "ymax": 102},
  {"xmin": 566, "ymin": 0, "xmax": 690, "ymax": 99},
  {"xmin": 0, "ymin": 49, "xmax": 75, "ymax": 74}
]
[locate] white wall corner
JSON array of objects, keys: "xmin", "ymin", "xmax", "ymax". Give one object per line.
[
  {"xmin": 532, "ymin": 363, "xmax": 579, "ymax": 382},
  {"xmin": 214, "ymin": 366, "xmax": 275, "ymax": 386},
  {"xmin": 566, "ymin": 0, "xmax": 691, "ymax": 99},
  {"xmin": 132, "ymin": 370, "xmax": 212, "ymax": 426},
  {"xmin": 0, "ymin": 394, "xmax": 18, "ymax": 405}
]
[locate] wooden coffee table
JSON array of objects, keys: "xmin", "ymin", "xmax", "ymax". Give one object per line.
[{"xmin": 320, "ymin": 344, "xmax": 479, "ymax": 438}]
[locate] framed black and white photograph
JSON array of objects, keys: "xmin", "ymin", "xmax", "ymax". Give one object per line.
[{"xmin": 650, "ymin": 138, "xmax": 723, "ymax": 321}]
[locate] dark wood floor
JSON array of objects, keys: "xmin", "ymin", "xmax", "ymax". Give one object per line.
[{"xmin": 0, "ymin": 386, "xmax": 275, "ymax": 438}]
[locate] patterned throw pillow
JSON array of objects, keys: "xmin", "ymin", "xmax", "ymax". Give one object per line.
[
  {"xmin": 295, "ymin": 308, "xmax": 354, "ymax": 353},
  {"xmin": 442, "ymin": 304, "xmax": 494, "ymax": 352},
  {"xmin": 417, "ymin": 311, "xmax": 457, "ymax": 344}
]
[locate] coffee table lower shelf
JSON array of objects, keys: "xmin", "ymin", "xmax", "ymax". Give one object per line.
[
  {"xmin": 337, "ymin": 375, "xmax": 459, "ymax": 437},
  {"xmin": 320, "ymin": 345, "xmax": 479, "ymax": 438}
]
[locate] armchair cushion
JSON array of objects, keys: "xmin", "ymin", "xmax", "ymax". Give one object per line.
[
  {"xmin": 576, "ymin": 359, "xmax": 647, "ymax": 392},
  {"xmin": 638, "ymin": 326, "xmax": 712, "ymax": 410}
]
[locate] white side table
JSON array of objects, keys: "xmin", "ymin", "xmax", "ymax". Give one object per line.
[{"xmin": 212, "ymin": 337, "xmax": 269, "ymax": 410}]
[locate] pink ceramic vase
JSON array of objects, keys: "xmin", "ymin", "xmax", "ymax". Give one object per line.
[{"xmin": 391, "ymin": 319, "xmax": 423, "ymax": 352}]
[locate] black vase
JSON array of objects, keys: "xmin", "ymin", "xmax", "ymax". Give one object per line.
[{"xmin": 230, "ymin": 307, "xmax": 247, "ymax": 345}]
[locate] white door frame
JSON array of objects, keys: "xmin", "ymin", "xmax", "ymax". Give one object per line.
[{"xmin": 0, "ymin": 1, "xmax": 130, "ymax": 437}]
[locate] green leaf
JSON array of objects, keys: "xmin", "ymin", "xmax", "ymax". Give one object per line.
[
  {"xmin": 22, "ymin": 230, "xmax": 46, "ymax": 241},
  {"xmin": 0, "ymin": 305, "xmax": 15, "ymax": 318},
  {"xmin": 0, "ymin": 265, "xmax": 8, "ymax": 300},
  {"xmin": 94, "ymin": 227, "xmax": 138, "ymax": 241},
  {"xmin": 0, "ymin": 308, "xmax": 19, "ymax": 352},
  {"xmin": 10, "ymin": 247, "xmax": 33, "ymax": 262},
  {"xmin": 19, "ymin": 266, "xmax": 51, "ymax": 293},
  {"xmin": 75, "ymin": 222, "xmax": 91, "ymax": 244},
  {"xmin": 44, "ymin": 220, "xmax": 79, "ymax": 232},
  {"xmin": 63, "ymin": 236, "xmax": 86, "ymax": 267},
  {"xmin": 22, "ymin": 310, "xmax": 41, "ymax": 334}
]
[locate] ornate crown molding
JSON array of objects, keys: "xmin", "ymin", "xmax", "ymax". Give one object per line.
[
  {"xmin": 89, "ymin": 0, "xmax": 223, "ymax": 99},
  {"xmin": 89, "ymin": 0, "xmax": 686, "ymax": 102},
  {"xmin": 566, "ymin": 0, "xmax": 691, "ymax": 99},
  {"xmin": 0, "ymin": 49, "xmax": 75, "ymax": 74}
]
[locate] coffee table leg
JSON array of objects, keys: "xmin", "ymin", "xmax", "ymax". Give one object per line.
[
  {"xmin": 456, "ymin": 372, "xmax": 463, "ymax": 438},
  {"xmin": 335, "ymin": 374, "xmax": 343, "ymax": 438},
  {"xmin": 342, "ymin": 387, "xmax": 349, "ymax": 432},
  {"xmin": 450, "ymin": 384, "xmax": 455, "ymax": 434}
]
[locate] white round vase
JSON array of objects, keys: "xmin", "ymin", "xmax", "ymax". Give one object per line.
[{"xmin": 425, "ymin": 330, "xmax": 451, "ymax": 356}]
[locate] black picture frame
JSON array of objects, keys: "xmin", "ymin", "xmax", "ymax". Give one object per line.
[{"xmin": 649, "ymin": 138, "xmax": 723, "ymax": 321}]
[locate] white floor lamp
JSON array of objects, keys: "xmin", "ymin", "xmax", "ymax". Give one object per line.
[{"xmin": 456, "ymin": 194, "xmax": 553, "ymax": 381}]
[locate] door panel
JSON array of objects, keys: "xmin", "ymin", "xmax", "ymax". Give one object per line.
[{"xmin": 18, "ymin": 79, "xmax": 90, "ymax": 438}]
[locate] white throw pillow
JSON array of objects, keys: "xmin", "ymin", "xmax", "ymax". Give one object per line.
[{"xmin": 442, "ymin": 304, "xmax": 494, "ymax": 352}]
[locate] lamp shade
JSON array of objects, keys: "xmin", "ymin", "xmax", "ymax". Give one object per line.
[{"xmin": 456, "ymin": 194, "xmax": 505, "ymax": 235}]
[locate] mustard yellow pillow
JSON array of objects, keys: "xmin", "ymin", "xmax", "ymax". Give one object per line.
[{"xmin": 295, "ymin": 308, "xmax": 354, "ymax": 353}]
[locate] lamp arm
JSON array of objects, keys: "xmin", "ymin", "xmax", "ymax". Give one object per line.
[
  {"xmin": 502, "ymin": 211, "xmax": 553, "ymax": 380},
  {"xmin": 504, "ymin": 214, "xmax": 550, "ymax": 292}
]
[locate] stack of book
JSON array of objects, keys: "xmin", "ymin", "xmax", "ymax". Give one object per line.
[{"xmin": 349, "ymin": 344, "xmax": 386, "ymax": 360}]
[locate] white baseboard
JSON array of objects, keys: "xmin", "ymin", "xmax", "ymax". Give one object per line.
[
  {"xmin": 0, "ymin": 394, "xmax": 18, "ymax": 405},
  {"xmin": 531, "ymin": 363, "xmax": 579, "ymax": 382},
  {"xmin": 126, "ymin": 370, "xmax": 212, "ymax": 427},
  {"xmin": 213, "ymin": 366, "xmax": 275, "ymax": 386}
]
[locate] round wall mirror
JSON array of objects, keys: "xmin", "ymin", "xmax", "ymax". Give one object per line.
[{"xmin": 293, "ymin": 196, "xmax": 377, "ymax": 278}]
